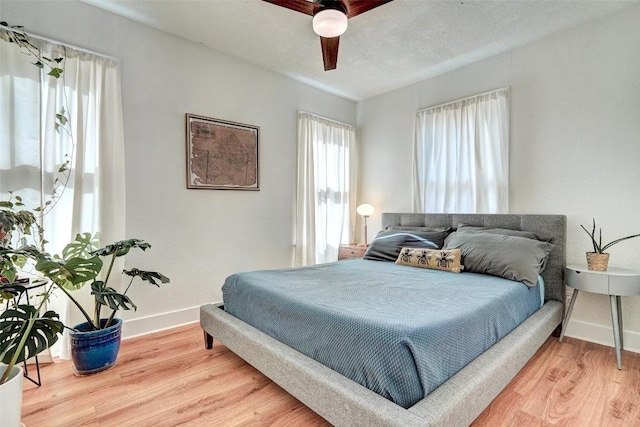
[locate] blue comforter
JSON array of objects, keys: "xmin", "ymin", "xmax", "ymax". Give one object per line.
[{"xmin": 222, "ymin": 259, "xmax": 542, "ymax": 408}]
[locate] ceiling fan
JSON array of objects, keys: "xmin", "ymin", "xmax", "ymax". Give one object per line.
[{"xmin": 262, "ymin": 0, "xmax": 393, "ymax": 71}]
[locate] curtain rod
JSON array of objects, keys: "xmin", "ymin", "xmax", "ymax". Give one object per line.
[
  {"xmin": 298, "ymin": 110, "xmax": 354, "ymax": 129},
  {"xmin": 0, "ymin": 24, "xmax": 118, "ymax": 62},
  {"xmin": 417, "ymin": 86, "xmax": 509, "ymax": 114}
]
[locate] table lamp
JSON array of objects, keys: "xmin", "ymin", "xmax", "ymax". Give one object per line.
[{"xmin": 356, "ymin": 204, "xmax": 375, "ymax": 246}]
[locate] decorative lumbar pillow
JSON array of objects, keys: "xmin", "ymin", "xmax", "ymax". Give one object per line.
[
  {"xmin": 443, "ymin": 231, "xmax": 554, "ymax": 287},
  {"xmin": 363, "ymin": 230, "xmax": 448, "ymax": 262},
  {"xmin": 395, "ymin": 248, "xmax": 462, "ymax": 273}
]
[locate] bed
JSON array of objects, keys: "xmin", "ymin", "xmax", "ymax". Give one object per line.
[{"xmin": 200, "ymin": 213, "xmax": 566, "ymax": 426}]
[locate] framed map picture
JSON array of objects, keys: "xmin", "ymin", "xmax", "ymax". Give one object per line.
[{"xmin": 185, "ymin": 114, "xmax": 259, "ymax": 190}]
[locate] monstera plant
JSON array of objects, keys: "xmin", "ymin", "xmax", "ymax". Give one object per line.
[
  {"xmin": 37, "ymin": 233, "xmax": 170, "ymax": 332},
  {"xmin": 29, "ymin": 232, "xmax": 170, "ymax": 376}
]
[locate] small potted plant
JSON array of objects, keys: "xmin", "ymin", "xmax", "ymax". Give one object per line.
[
  {"xmin": 581, "ymin": 219, "xmax": 640, "ymax": 271},
  {"xmin": 35, "ymin": 233, "xmax": 170, "ymax": 375}
]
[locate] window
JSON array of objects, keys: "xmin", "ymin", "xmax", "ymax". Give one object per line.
[
  {"xmin": 294, "ymin": 112, "xmax": 357, "ymax": 266},
  {"xmin": 413, "ymin": 88, "xmax": 509, "ymax": 213}
]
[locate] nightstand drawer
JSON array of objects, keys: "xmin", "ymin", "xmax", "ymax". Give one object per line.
[
  {"xmin": 567, "ymin": 268, "xmax": 608, "ymax": 294},
  {"xmin": 338, "ymin": 245, "xmax": 367, "ymax": 260}
]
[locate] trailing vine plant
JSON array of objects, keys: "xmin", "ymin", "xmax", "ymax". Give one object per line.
[{"xmin": 0, "ymin": 21, "xmax": 74, "ymax": 220}]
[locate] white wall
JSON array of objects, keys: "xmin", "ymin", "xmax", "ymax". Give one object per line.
[
  {"xmin": 357, "ymin": 5, "xmax": 640, "ymax": 351},
  {"xmin": 1, "ymin": 0, "xmax": 356, "ymax": 337}
]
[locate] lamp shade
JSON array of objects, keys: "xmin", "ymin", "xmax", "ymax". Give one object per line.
[
  {"xmin": 312, "ymin": 9, "xmax": 348, "ymax": 38},
  {"xmin": 356, "ymin": 204, "xmax": 374, "ymax": 217}
]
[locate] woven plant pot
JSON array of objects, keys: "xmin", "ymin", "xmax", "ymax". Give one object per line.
[{"xmin": 586, "ymin": 252, "xmax": 610, "ymax": 271}]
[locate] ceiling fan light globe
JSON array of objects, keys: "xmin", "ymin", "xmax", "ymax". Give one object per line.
[{"xmin": 312, "ymin": 9, "xmax": 348, "ymax": 38}]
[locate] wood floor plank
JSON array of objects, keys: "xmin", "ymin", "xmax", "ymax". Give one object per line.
[
  {"xmin": 475, "ymin": 336, "xmax": 640, "ymax": 427},
  {"xmin": 21, "ymin": 324, "xmax": 640, "ymax": 426}
]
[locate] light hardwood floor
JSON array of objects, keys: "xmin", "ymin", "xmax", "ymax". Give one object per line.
[{"xmin": 21, "ymin": 324, "xmax": 640, "ymax": 426}]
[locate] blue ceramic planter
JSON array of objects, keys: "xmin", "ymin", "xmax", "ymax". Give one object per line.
[{"xmin": 70, "ymin": 318, "xmax": 122, "ymax": 376}]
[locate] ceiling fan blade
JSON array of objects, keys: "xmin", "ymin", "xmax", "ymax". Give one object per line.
[
  {"xmin": 320, "ymin": 36, "xmax": 339, "ymax": 71},
  {"xmin": 262, "ymin": 0, "xmax": 394, "ymax": 18},
  {"xmin": 262, "ymin": 0, "xmax": 316, "ymax": 16},
  {"xmin": 344, "ymin": 0, "xmax": 393, "ymax": 18},
  {"xmin": 263, "ymin": 0, "xmax": 394, "ymax": 71}
]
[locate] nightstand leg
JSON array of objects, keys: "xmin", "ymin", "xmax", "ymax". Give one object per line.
[
  {"xmin": 617, "ymin": 296, "xmax": 623, "ymax": 349},
  {"xmin": 559, "ymin": 289, "xmax": 579, "ymax": 343},
  {"xmin": 610, "ymin": 295, "xmax": 622, "ymax": 370}
]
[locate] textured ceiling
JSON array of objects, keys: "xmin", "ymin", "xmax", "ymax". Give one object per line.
[{"xmin": 82, "ymin": 0, "xmax": 638, "ymax": 101}]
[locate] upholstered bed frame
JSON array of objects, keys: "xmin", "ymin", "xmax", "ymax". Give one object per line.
[{"xmin": 200, "ymin": 213, "xmax": 566, "ymax": 426}]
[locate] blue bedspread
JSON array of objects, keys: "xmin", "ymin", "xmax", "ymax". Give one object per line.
[{"xmin": 222, "ymin": 259, "xmax": 542, "ymax": 408}]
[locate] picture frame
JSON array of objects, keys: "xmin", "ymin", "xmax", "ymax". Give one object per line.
[{"xmin": 185, "ymin": 114, "xmax": 259, "ymax": 190}]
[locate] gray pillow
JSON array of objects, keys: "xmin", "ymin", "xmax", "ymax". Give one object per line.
[
  {"xmin": 443, "ymin": 231, "xmax": 554, "ymax": 287},
  {"xmin": 364, "ymin": 230, "xmax": 448, "ymax": 262},
  {"xmin": 456, "ymin": 223, "xmax": 553, "ymax": 243},
  {"xmin": 385, "ymin": 226, "xmax": 451, "ymax": 232}
]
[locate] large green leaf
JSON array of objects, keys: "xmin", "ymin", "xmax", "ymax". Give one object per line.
[
  {"xmin": 124, "ymin": 268, "xmax": 170, "ymax": 287},
  {"xmin": 91, "ymin": 239, "xmax": 151, "ymax": 258},
  {"xmin": 0, "ymin": 305, "xmax": 63, "ymax": 364},
  {"xmin": 91, "ymin": 281, "xmax": 136, "ymax": 311},
  {"xmin": 61, "ymin": 232, "xmax": 99, "ymax": 260},
  {"xmin": 36, "ymin": 256, "xmax": 102, "ymax": 290}
]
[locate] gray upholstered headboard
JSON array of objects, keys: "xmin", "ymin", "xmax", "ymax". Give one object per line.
[{"xmin": 381, "ymin": 213, "xmax": 567, "ymax": 304}]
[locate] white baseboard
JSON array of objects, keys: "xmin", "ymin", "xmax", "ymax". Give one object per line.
[
  {"xmin": 121, "ymin": 305, "xmax": 209, "ymax": 340},
  {"xmin": 564, "ymin": 319, "xmax": 640, "ymax": 353}
]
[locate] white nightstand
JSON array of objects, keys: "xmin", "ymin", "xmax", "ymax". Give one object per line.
[{"xmin": 559, "ymin": 264, "xmax": 640, "ymax": 369}]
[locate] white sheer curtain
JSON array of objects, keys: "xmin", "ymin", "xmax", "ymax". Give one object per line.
[
  {"xmin": 413, "ymin": 88, "xmax": 509, "ymax": 214},
  {"xmin": 295, "ymin": 112, "xmax": 357, "ymax": 266},
  {"xmin": 0, "ymin": 27, "xmax": 126, "ymax": 358}
]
